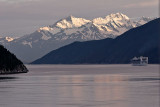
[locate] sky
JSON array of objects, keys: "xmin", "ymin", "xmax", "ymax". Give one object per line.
[{"xmin": 0, "ymin": 0, "xmax": 159, "ymax": 37}]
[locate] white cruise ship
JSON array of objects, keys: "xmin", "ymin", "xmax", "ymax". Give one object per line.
[{"xmin": 131, "ymin": 56, "xmax": 148, "ymax": 66}]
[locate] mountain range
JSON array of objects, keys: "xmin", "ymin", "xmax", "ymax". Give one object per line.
[
  {"xmin": 0, "ymin": 13, "xmax": 153, "ymax": 62},
  {"xmin": 32, "ymin": 18, "xmax": 160, "ymax": 64}
]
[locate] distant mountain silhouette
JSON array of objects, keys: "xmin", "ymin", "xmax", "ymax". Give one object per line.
[
  {"xmin": 32, "ymin": 18, "xmax": 160, "ymax": 64},
  {"xmin": 0, "ymin": 45, "xmax": 28, "ymax": 74}
]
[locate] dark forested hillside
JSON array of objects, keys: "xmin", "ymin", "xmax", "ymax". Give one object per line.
[
  {"xmin": 0, "ymin": 45, "xmax": 28, "ymax": 74},
  {"xmin": 32, "ymin": 18, "xmax": 160, "ymax": 64}
]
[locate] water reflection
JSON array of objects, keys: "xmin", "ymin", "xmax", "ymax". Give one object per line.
[
  {"xmin": 0, "ymin": 69, "xmax": 159, "ymax": 107},
  {"xmin": 54, "ymin": 75, "xmax": 129, "ymax": 107},
  {"xmin": 128, "ymin": 78, "xmax": 160, "ymax": 81},
  {"xmin": 0, "ymin": 77, "xmax": 18, "ymax": 82}
]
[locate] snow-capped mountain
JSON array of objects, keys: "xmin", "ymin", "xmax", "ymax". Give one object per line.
[
  {"xmin": 0, "ymin": 13, "xmax": 154, "ymax": 62},
  {"xmin": 0, "ymin": 36, "xmax": 14, "ymax": 45}
]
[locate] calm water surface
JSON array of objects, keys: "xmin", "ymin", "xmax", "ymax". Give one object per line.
[{"xmin": 0, "ymin": 64, "xmax": 159, "ymax": 107}]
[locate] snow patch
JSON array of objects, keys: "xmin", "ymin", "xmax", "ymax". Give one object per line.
[
  {"xmin": 56, "ymin": 16, "xmax": 91, "ymax": 29},
  {"xmin": 22, "ymin": 41, "xmax": 32, "ymax": 48},
  {"xmin": 49, "ymin": 27, "xmax": 61, "ymax": 35},
  {"xmin": 64, "ymin": 28, "xmax": 82, "ymax": 35},
  {"xmin": 5, "ymin": 37, "xmax": 14, "ymax": 42},
  {"xmin": 93, "ymin": 17, "xmax": 110, "ymax": 25},
  {"xmin": 41, "ymin": 33, "xmax": 51, "ymax": 40},
  {"xmin": 39, "ymin": 27, "xmax": 52, "ymax": 31}
]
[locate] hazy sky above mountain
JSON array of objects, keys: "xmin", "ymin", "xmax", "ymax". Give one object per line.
[{"xmin": 0, "ymin": 0, "xmax": 159, "ymax": 37}]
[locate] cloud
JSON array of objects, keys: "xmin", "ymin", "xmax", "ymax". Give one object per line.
[
  {"xmin": 124, "ymin": 0, "xmax": 158, "ymax": 8},
  {"xmin": 0, "ymin": 0, "xmax": 158, "ymax": 37},
  {"xmin": 0, "ymin": 0, "xmax": 40, "ymax": 3}
]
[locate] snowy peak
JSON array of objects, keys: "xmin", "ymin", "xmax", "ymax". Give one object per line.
[
  {"xmin": 39, "ymin": 13, "xmax": 151, "ymax": 33},
  {"xmin": 92, "ymin": 17, "xmax": 110, "ymax": 25},
  {"xmin": 39, "ymin": 26, "xmax": 52, "ymax": 31},
  {"xmin": 5, "ymin": 37, "xmax": 14, "ymax": 42},
  {"xmin": 54, "ymin": 15, "xmax": 91, "ymax": 29},
  {"xmin": 35, "ymin": 13, "xmax": 153, "ymax": 41},
  {"xmin": 137, "ymin": 17, "xmax": 153, "ymax": 24},
  {"xmin": 0, "ymin": 36, "xmax": 14, "ymax": 45},
  {"xmin": 92, "ymin": 13, "xmax": 130, "ymax": 25},
  {"xmin": 134, "ymin": 17, "xmax": 153, "ymax": 26},
  {"xmin": 141, "ymin": 16, "xmax": 153, "ymax": 21},
  {"xmin": 106, "ymin": 13, "xmax": 129, "ymax": 20}
]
